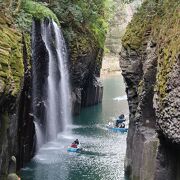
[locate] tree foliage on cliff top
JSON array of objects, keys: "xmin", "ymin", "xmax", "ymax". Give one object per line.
[
  {"xmin": 0, "ymin": 0, "xmax": 59, "ymax": 31},
  {"xmin": 21, "ymin": 0, "xmax": 58, "ymax": 22},
  {"xmin": 122, "ymin": 0, "xmax": 179, "ymax": 52},
  {"xmin": 45, "ymin": 0, "xmax": 113, "ymax": 48}
]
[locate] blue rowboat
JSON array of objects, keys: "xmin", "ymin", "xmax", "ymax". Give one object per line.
[
  {"xmin": 106, "ymin": 126, "xmax": 128, "ymax": 133},
  {"xmin": 67, "ymin": 147, "xmax": 82, "ymax": 152}
]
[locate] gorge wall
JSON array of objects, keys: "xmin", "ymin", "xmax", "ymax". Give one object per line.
[
  {"xmin": 120, "ymin": 0, "xmax": 180, "ymax": 179},
  {"xmin": 0, "ymin": 0, "xmax": 107, "ymax": 178},
  {"xmin": 0, "ymin": 8, "xmax": 34, "ymax": 179},
  {"xmin": 101, "ymin": 0, "xmax": 141, "ymax": 74}
]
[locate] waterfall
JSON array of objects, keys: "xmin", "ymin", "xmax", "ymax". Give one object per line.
[
  {"xmin": 52, "ymin": 22, "xmax": 72, "ymax": 132},
  {"xmin": 41, "ymin": 20, "xmax": 72, "ymax": 141},
  {"xmin": 32, "ymin": 19, "xmax": 72, "ymax": 148},
  {"xmin": 34, "ymin": 121, "xmax": 43, "ymax": 150}
]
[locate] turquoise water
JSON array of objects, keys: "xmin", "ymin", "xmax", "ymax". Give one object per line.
[{"xmin": 20, "ymin": 74, "xmax": 129, "ymax": 180}]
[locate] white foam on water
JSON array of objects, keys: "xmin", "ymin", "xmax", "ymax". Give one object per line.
[{"xmin": 113, "ymin": 95, "xmax": 127, "ymax": 101}]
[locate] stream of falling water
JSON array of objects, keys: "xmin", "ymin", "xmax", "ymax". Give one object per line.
[
  {"xmin": 41, "ymin": 21, "xmax": 72, "ymax": 141},
  {"xmin": 32, "ymin": 20, "xmax": 72, "ymax": 148}
]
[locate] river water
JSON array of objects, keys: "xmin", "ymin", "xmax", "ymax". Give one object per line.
[{"xmin": 20, "ymin": 73, "xmax": 129, "ymax": 180}]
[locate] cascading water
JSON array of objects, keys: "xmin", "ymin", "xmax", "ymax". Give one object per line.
[
  {"xmin": 41, "ymin": 20, "xmax": 72, "ymax": 141},
  {"xmin": 53, "ymin": 21, "xmax": 72, "ymax": 132},
  {"xmin": 34, "ymin": 121, "xmax": 43, "ymax": 150},
  {"xmin": 41, "ymin": 22, "xmax": 59, "ymax": 140},
  {"xmin": 32, "ymin": 19, "xmax": 72, "ymax": 148}
]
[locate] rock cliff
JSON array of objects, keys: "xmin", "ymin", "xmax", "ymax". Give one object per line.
[
  {"xmin": 120, "ymin": 0, "xmax": 180, "ymax": 179},
  {"xmin": 101, "ymin": 0, "xmax": 141, "ymax": 74},
  {"xmin": 0, "ymin": 8, "xmax": 27, "ymax": 179}
]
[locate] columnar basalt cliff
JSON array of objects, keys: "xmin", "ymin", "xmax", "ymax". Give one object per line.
[
  {"xmin": 71, "ymin": 48, "xmax": 103, "ymax": 113},
  {"xmin": 0, "ymin": 9, "xmax": 29, "ymax": 179},
  {"xmin": 17, "ymin": 33, "xmax": 34, "ymax": 169},
  {"xmin": 0, "ymin": 8, "xmax": 36, "ymax": 179},
  {"xmin": 120, "ymin": 0, "xmax": 180, "ymax": 179}
]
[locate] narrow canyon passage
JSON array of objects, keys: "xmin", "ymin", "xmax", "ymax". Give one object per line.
[
  {"xmin": 20, "ymin": 74, "xmax": 129, "ymax": 180},
  {"xmin": 1, "ymin": 1, "xmax": 179, "ymax": 180}
]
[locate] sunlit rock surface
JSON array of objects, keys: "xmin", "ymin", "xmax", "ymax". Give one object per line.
[{"xmin": 101, "ymin": 0, "xmax": 141, "ymax": 74}]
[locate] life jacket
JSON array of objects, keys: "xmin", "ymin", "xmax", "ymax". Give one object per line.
[{"xmin": 71, "ymin": 143, "xmax": 77, "ymax": 148}]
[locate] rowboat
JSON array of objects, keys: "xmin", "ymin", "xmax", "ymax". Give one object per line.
[
  {"xmin": 106, "ymin": 126, "xmax": 128, "ymax": 133},
  {"xmin": 67, "ymin": 146, "xmax": 82, "ymax": 152}
]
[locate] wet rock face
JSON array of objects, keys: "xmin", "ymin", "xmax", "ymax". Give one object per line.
[
  {"xmin": 0, "ymin": 12, "xmax": 22, "ymax": 179},
  {"xmin": 120, "ymin": 41, "xmax": 159, "ymax": 180},
  {"xmin": 71, "ymin": 47, "xmax": 103, "ymax": 114},
  {"xmin": 31, "ymin": 20, "xmax": 49, "ymax": 127},
  {"xmin": 0, "ymin": 113, "xmax": 18, "ymax": 180},
  {"xmin": 17, "ymin": 54, "xmax": 35, "ymax": 169},
  {"xmin": 0, "ymin": 9, "xmax": 35, "ymax": 177},
  {"xmin": 0, "ymin": 38, "xmax": 33, "ymax": 178},
  {"xmin": 154, "ymin": 137, "xmax": 180, "ymax": 180},
  {"xmin": 81, "ymin": 76, "xmax": 103, "ymax": 107},
  {"xmin": 120, "ymin": 0, "xmax": 180, "ymax": 178}
]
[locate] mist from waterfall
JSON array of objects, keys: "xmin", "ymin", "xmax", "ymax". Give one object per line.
[
  {"xmin": 32, "ymin": 20, "xmax": 72, "ymax": 149},
  {"xmin": 34, "ymin": 121, "xmax": 43, "ymax": 150}
]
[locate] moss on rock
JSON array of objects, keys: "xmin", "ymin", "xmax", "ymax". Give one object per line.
[
  {"xmin": 121, "ymin": 3, "xmax": 180, "ymax": 178},
  {"xmin": 122, "ymin": 0, "xmax": 180, "ymax": 100},
  {"xmin": 154, "ymin": 0, "xmax": 180, "ymax": 100},
  {"xmin": 0, "ymin": 12, "xmax": 24, "ymax": 98},
  {"xmin": 14, "ymin": 0, "xmax": 59, "ymax": 32},
  {"xmin": 67, "ymin": 30, "xmax": 95, "ymax": 65},
  {"xmin": 122, "ymin": 1, "xmax": 154, "ymax": 51},
  {"xmin": 21, "ymin": 0, "xmax": 59, "ymax": 23}
]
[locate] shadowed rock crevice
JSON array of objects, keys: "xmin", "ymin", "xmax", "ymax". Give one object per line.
[
  {"xmin": 155, "ymin": 135, "xmax": 180, "ymax": 180},
  {"xmin": 71, "ymin": 47, "xmax": 103, "ymax": 114},
  {"xmin": 121, "ymin": 42, "xmax": 159, "ymax": 180},
  {"xmin": 17, "ymin": 33, "xmax": 35, "ymax": 169}
]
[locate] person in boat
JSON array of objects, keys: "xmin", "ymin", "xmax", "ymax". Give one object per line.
[
  {"xmin": 70, "ymin": 139, "xmax": 79, "ymax": 148},
  {"xmin": 118, "ymin": 122, "xmax": 125, "ymax": 128},
  {"xmin": 74, "ymin": 139, "xmax": 79, "ymax": 145},
  {"xmin": 116, "ymin": 114, "xmax": 126, "ymax": 127}
]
